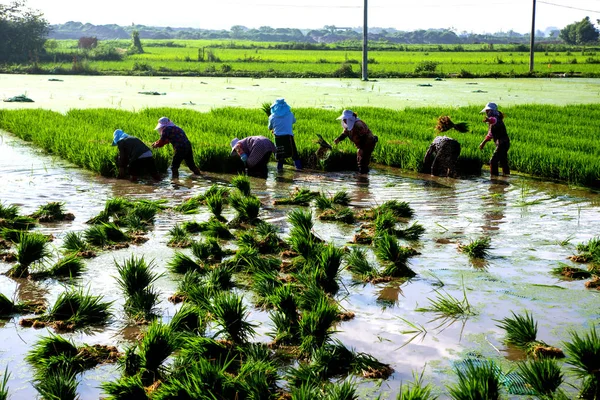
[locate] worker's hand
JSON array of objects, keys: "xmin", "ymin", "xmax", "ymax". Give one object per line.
[
  {"xmin": 478, "ymin": 142, "xmax": 485, "ymax": 151},
  {"xmin": 151, "ymin": 141, "xmax": 158, "ymax": 148},
  {"xmin": 333, "ymin": 138, "xmax": 340, "ymax": 145},
  {"xmin": 240, "ymin": 153, "xmax": 248, "ymax": 165}
]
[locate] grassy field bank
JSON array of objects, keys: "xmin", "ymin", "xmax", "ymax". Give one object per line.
[{"xmin": 1, "ymin": 105, "xmax": 599, "ymax": 187}]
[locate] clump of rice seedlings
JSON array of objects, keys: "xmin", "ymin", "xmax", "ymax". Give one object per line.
[
  {"xmin": 436, "ymin": 115, "xmax": 469, "ymax": 133},
  {"xmin": 345, "ymin": 247, "xmax": 379, "ymax": 282},
  {"xmin": 458, "ymin": 237, "xmax": 491, "ymax": 259},
  {"xmin": 318, "ymin": 207, "xmax": 355, "ymax": 224},
  {"xmin": 287, "ymin": 209, "xmax": 322, "ymax": 257},
  {"xmin": 170, "ymin": 270, "xmax": 203, "ymax": 304},
  {"xmin": 26, "ymin": 333, "xmax": 80, "ymax": 373},
  {"xmin": 231, "ymin": 174, "xmax": 252, "ymax": 196},
  {"xmin": 167, "ymin": 223, "xmax": 192, "ymax": 247},
  {"xmin": 0, "ymin": 202, "xmax": 19, "ymax": 220},
  {"xmin": 30, "ymin": 201, "xmax": 73, "ymax": 222},
  {"xmin": 357, "ymin": 200, "xmax": 414, "ymax": 221},
  {"xmin": 206, "ymin": 192, "xmax": 226, "ymax": 221},
  {"xmin": 552, "ymin": 264, "xmax": 592, "ymax": 280},
  {"xmin": 563, "ymin": 326, "xmax": 600, "ymax": 399},
  {"xmin": 210, "ymin": 291, "xmax": 257, "ymax": 344},
  {"xmin": 332, "ymin": 190, "xmax": 351, "ymax": 206},
  {"xmin": 0, "ymin": 366, "xmax": 9, "ymax": 400},
  {"xmin": 314, "ymin": 192, "xmax": 334, "ymax": 210},
  {"xmin": 62, "ymin": 231, "xmax": 92, "ymax": 255},
  {"xmin": 374, "ymin": 210, "xmax": 397, "ymax": 234},
  {"xmin": 517, "ymin": 358, "xmax": 564, "ymax": 396},
  {"xmin": 252, "ymin": 269, "xmax": 283, "ymax": 308},
  {"xmin": 0, "ymin": 292, "xmax": 44, "ymax": 316},
  {"xmin": 101, "ymin": 375, "xmax": 147, "ymax": 400},
  {"xmin": 42, "ymin": 286, "xmax": 112, "ymax": 330},
  {"xmin": 115, "ymin": 256, "xmax": 162, "ymax": 321},
  {"xmin": 274, "ymin": 187, "xmax": 319, "ymax": 206},
  {"xmin": 417, "ymin": 287, "xmax": 474, "ymax": 318},
  {"xmin": 137, "ymin": 320, "xmax": 181, "ymax": 383},
  {"xmin": 571, "ymin": 236, "xmax": 600, "ymax": 264},
  {"xmin": 30, "ymin": 255, "xmax": 86, "ymax": 279},
  {"xmin": 83, "ymin": 225, "xmax": 109, "ymax": 247},
  {"xmin": 268, "ymin": 284, "xmax": 301, "ymax": 345},
  {"xmin": 192, "ymin": 237, "xmax": 226, "ymax": 262},
  {"xmin": 167, "ymin": 251, "xmax": 206, "ymax": 275},
  {"xmin": 226, "ymin": 246, "xmax": 272, "ymax": 273},
  {"xmin": 33, "ymin": 369, "xmax": 78, "ymax": 400},
  {"xmin": 182, "ymin": 220, "xmax": 203, "ymax": 233},
  {"xmin": 126, "ymin": 203, "xmax": 158, "ymax": 227},
  {"xmin": 397, "ymin": 369, "xmax": 438, "ymax": 400},
  {"xmin": 205, "ymin": 265, "xmax": 235, "ymax": 292},
  {"xmin": 8, "ymin": 232, "xmax": 51, "ymax": 278},
  {"xmin": 194, "ymin": 218, "xmax": 234, "ymax": 239},
  {"xmin": 374, "ymin": 233, "xmax": 416, "ymax": 278},
  {"xmin": 395, "ymin": 222, "xmax": 426, "ymax": 241},
  {"xmin": 310, "ymin": 244, "xmax": 346, "ymax": 294},
  {"xmin": 102, "ymin": 222, "xmax": 129, "ymax": 242},
  {"xmin": 174, "ymin": 196, "xmax": 202, "ymax": 214},
  {"xmin": 236, "ymin": 358, "xmax": 279, "ymax": 398},
  {"xmin": 169, "ymin": 304, "xmax": 206, "ymax": 335},
  {"xmin": 447, "ymin": 359, "xmax": 501, "ymax": 400},
  {"xmin": 0, "ymin": 214, "xmax": 37, "ymax": 230},
  {"xmin": 229, "ymin": 192, "xmax": 262, "ymax": 223},
  {"xmin": 299, "ymin": 297, "xmax": 340, "ymax": 355},
  {"xmin": 495, "ymin": 311, "xmax": 564, "ymax": 358}
]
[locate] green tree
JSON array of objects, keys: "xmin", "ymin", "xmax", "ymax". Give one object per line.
[
  {"xmin": 560, "ymin": 17, "xmax": 599, "ymax": 45},
  {"xmin": 0, "ymin": 0, "xmax": 49, "ymax": 63},
  {"xmin": 130, "ymin": 29, "xmax": 143, "ymax": 53}
]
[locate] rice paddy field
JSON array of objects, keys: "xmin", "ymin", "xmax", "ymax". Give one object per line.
[
  {"xmin": 0, "ymin": 74, "xmax": 599, "ymax": 399},
  {"xmin": 12, "ymin": 39, "xmax": 600, "ymax": 77}
]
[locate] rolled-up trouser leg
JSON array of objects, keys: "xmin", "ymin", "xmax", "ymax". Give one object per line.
[
  {"xmin": 357, "ymin": 144, "xmax": 375, "ymax": 174},
  {"xmin": 491, "ymin": 140, "xmax": 509, "ymax": 176}
]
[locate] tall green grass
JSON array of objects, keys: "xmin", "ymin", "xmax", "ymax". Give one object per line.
[{"xmin": 3, "ymin": 105, "xmax": 599, "ymax": 186}]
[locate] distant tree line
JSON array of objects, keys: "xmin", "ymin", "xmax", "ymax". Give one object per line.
[
  {"xmin": 47, "ymin": 21, "xmax": 580, "ymax": 46},
  {"xmin": 0, "ymin": 0, "xmax": 49, "ymax": 62}
]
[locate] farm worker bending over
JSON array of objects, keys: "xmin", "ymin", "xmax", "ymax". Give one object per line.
[
  {"xmin": 422, "ymin": 136, "xmax": 461, "ymax": 177},
  {"xmin": 478, "ymin": 102, "xmax": 510, "ymax": 176},
  {"xmin": 333, "ymin": 110, "xmax": 378, "ymax": 174},
  {"xmin": 112, "ymin": 129, "xmax": 160, "ymax": 182},
  {"xmin": 230, "ymin": 136, "xmax": 276, "ymax": 178},
  {"xmin": 268, "ymin": 98, "xmax": 302, "ymax": 171},
  {"xmin": 151, "ymin": 117, "xmax": 201, "ymax": 179}
]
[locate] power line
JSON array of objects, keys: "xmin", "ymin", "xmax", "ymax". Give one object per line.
[{"xmin": 538, "ymin": 1, "xmax": 600, "ymax": 13}]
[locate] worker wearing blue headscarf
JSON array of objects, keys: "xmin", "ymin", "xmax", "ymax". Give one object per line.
[
  {"xmin": 112, "ymin": 129, "xmax": 160, "ymax": 182},
  {"xmin": 268, "ymin": 98, "xmax": 302, "ymax": 171}
]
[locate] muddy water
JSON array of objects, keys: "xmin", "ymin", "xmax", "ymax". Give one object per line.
[
  {"xmin": 2, "ymin": 74, "xmax": 600, "ymax": 113},
  {"xmin": 1, "ymin": 131, "xmax": 600, "ymax": 399}
]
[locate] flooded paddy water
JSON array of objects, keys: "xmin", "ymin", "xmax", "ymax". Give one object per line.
[
  {"xmin": 1, "ymin": 130, "xmax": 599, "ymax": 398},
  {"xmin": 1, "ymin": 74, "xmax": 600, "ymax": 398}
]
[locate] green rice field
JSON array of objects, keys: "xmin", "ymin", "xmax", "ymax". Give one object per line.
[
  {"xmin": 11, "ymin": 39, "xmax": 600, "ymax": 77},
  {"xmin": 1, "ymin": 104, "xmax": 599, "ymax": 187}
]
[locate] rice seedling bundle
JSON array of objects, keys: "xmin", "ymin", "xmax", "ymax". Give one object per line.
[
  {"xmin": 167, "ymin": 223, "xmax": 192, "ymax": 247},
  {"xmin": 495, "ymin": 311, "xmax": 564, "ymax": 358},
  {"xmin": 30, "ymin": 201, "xmax": 73, "ymax": 222},
  {"xmin": 417, "ymin": 287, "xmax": 474, "ymax": 318},
  {"xmin": 516, "ymin": 358, "xmax": 564, "ymax": 396},
  {"xmin": 229, "ymin": 192, "xmax": 262, "ymax": 223},
  {"xmin": 210, "ymin": 292, "xmax": 257, "ymax": 344},
  {"xmin": 115, "ymin": 256, "xmax": 162, "ymax": 321},
  {"xmin": 137, "ymin": 320, "xmax": 181, "ymax": 381},
  {"xmin": 345, "ymin": 247, "xmax": 379, "ymax": 282},
  {"xmin": 30, "ymin": 255, "xmax": 86, "ymax": 279},
  {"xmin": 318, "ymin": 207, "xmax": 355, "ymax": 224},
  {"xmin": 563, "ymin": 327, "xmax": 600, "ymax": 399},
  {"xmin": 459, "ymin": 237, "xmax": 491, "ymax": 259},
  {"xmin": 374, "ymin": 233, "xmax": 417, "ymax": 278},
  {"xmin": 274, "ymin": 187, "xmax": 320, "ymax": 206},
  {"xmin": 167, "ymin": 251, "xmax": 206, "ymax": 274},
  {"xmin": 231, "ymin": 174, "xmax": 252, "ymax": 197},
  {"xmin": 44, "ymin": 287, "xmax": 112, "ymax": 329},
  {"xmin": 191, "ymin": 237, "xmax": 225, "ymax": 262},
  {"xmin": 447, "ymin": 359, "xmax": 501, "ymax": 400},
  {"xmin": 298, "ymin": 297, "xmax": 340, "ymax": 355}
]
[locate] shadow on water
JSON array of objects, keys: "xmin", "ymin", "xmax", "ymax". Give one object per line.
[{"xmin": 1, "ymin": 132, "xmax": 600, "ymax": 398}]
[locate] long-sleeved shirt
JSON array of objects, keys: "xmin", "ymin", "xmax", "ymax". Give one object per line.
[
  {"xmin": 335, "ymin": 120, "xmax": 377, "ymax": 149},
  {"xmin": 117, "ymin": 137, "xmax": 152, "ymax": 168},
  {"xmin": 153, "ymin": 125, "xmax": 191, "ymax": 152},
  {"xmin": 233, "ymin": 136, "xmax": 276, "ymax": 168},
  {"xmin": 268, "ymin": 112, "xmax": 296, "ymax": 136},
  {"xmin": 484, "ymin": 116, "xmax": 509, "ymax": 143}
]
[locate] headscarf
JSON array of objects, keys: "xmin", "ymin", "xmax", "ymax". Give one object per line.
[
  {"xmin": 270, "ymin": 98, "xmax": 291, "ymax": 117},
  {"xmin": 112, "ymin": 129, "xmax": 130, "ymax": 146},
  {"xmin": 337, "ymin": 109, "xmax": 360, "ymax": 130}
]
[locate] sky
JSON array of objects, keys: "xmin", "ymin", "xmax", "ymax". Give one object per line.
[{"xmin": 15, "ymin": 0, "xmax": 600, "ymax": 34}]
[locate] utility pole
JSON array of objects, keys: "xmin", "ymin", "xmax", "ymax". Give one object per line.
[
  {"xmin": 529, "ymin": 0, "xmax": 536, "ymax": 72},
  {"xmin": 362, "ymin": 0, "xmax": 368, "ymax": 80}
]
